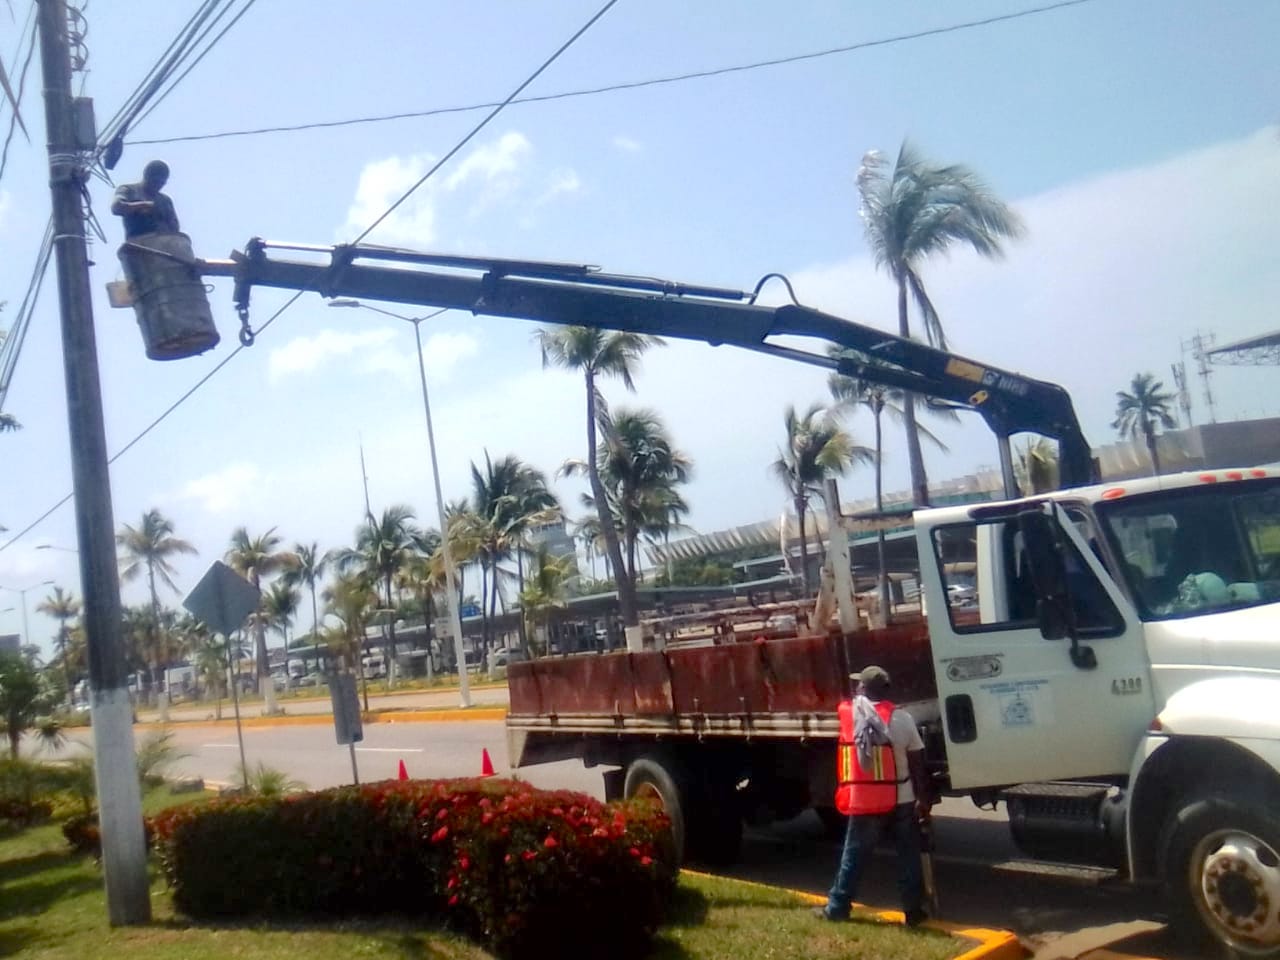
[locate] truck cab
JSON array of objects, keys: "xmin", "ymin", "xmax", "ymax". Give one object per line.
[{"xmin": 919, "ymin": 467, "xmax": 1280, "ymax": 956}]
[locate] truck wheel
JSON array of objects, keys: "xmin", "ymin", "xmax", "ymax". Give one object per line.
[
  {"xmin": 624, "ymin": 755, "xmax": 689, "ymax": 862},
  {"xmin": 1162, "ymin": 793, "xmax": 1280, "ymax": 958}
]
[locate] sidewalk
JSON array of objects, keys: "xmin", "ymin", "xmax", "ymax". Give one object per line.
[{"xmin": 134, "ymin": 681, "xmax": 511, "ymax": 725}]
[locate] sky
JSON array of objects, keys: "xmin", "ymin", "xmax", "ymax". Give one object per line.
[{"xmin": 1, "ymin": 0, "xmax": 1278, "ymax": 655}]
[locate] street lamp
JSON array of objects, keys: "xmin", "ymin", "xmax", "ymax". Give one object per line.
[
  {"xmin": 328, "ymin": 298, "xmax": 471, "ymax": 707},
  {"xmin": 0, "ymin": 579, "xmax": 56, "ymax": 646}
]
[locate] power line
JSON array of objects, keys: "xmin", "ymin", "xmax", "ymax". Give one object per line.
[
  {"xmin": 0, "ymin": 5, "xmax": 37, "ymax": 181},
  {"xmin": 132, "ymin": 0, "xmax": 1100, "ymax": 148},
  {"xmin": 1, "ymin": 0, "xmax": 623, "ymax": 552},
  {"xmin": 353, "ymin": 0, "xmax": 619, "ymax": 244}
]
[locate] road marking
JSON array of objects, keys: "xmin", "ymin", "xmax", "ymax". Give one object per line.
[{"xmin": 353, "ymin": 747, "xmax": 426, "ymax": 753}]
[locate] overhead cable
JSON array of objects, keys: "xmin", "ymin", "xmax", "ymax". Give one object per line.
[{"xmin": 133, "ymin": 0, "xmax": 1100, "ymax": 148}]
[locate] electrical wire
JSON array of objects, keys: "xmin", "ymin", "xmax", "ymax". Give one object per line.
[
  {"xmin": 0, "ymin": 0, "xmax": 623, "ymax": 552},
  {"xmin": 353, "ymin": 0, "xmax": 619, "ymax": 244},
  {"xmin": 0, "ymin": 218, "xmax": 54, "ymax": 413},
  {"xmin": 0, "ymin": 4, "xmax": 37, "ymax": 181},
  {"xmin": 127, "ymin": 0, "xmax": 259, "ymax": 132},
  {"xmin": 0, "ymin": 289, "xmax": 304, "ymax": 553},
  {"xmin": 132, "ymin": 0, "xmax": 1100, "ymax": 148}
]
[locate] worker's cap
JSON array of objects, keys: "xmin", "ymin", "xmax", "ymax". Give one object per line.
[{"xmin": 850, "ymin": 665, "xmax": 891, "ymax": 691}]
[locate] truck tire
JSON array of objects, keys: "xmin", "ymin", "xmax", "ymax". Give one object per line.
[
  {"xmin": 1162, "ymin": 793, "xmax": 1280, "ymax": 958},
  {"xmin": 624, "ymin": 755, "xmax": 690, "ymax": 862}
]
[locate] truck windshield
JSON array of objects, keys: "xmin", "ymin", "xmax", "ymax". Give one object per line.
[{"xmin": 1096, "ymin": 479, "xmax": 1280, "ymax": 621}]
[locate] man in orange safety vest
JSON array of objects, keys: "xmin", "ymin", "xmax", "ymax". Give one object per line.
[{"xmin": 815, "ymin": 664, "xmax": 932, "ymax": 926}]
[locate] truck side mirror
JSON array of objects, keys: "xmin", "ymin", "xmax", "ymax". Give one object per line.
[
  {"xmin": 1016, "ymin": 508, "xmax": 1097, "ymax": 669},
  {"xmin": 1017, "ymin": 509, "xmax": 1070, "ymax": 640}
]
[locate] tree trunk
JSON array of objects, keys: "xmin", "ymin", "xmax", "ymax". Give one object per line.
[
  {"xmin": 147, "ymin": 564, "xmax": 170, "ymax": 723},
  {"xmin": 586, "ymin": 371, "xmax": 639, "ymax": 627},
  {"xmin": 796, "ymin": 496, "xmax": 811, "ymax": 595},
  {"xmin": 897, "ymin": 275, "xmax": 930, "ymax": 506},
  {"xmin": 873, "ymin": 403, "xmax": 891, "ymax": 627},
  {"xmin": 384, "ymin": 574, "xmax": 398, "ymax": 687},
  {"xmin": 516, "ymin": 549, "xmax": 528, "ymax": 652},
  {"xmin": 1144, "ymin": 421, "xmax": 1161, "ymax": 476},
  {"xmin": 251, "ymin": 573, "xmax": 279, "ymax": 714}
]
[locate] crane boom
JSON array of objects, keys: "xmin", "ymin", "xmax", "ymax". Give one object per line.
[{"xmin": 198, "ymin": 238, "xmax": 1096, "ymax": 493}]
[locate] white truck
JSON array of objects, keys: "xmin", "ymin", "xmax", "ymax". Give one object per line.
[
  {"xmin": 172, "ymin": 237, "xmax": 1278, "ymax": 956},
  {"xmin": 505, "ymin": 465, "xmax": 1280, "ymax": 958}
]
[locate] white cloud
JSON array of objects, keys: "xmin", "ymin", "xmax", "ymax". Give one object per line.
[
  {"xmin": 341, "ymin": 154, "xmax": 441, "ymax": 244},
  {"xmin": 420, "ymin": 331, "xmax": 480, "ymax": 383},
  {"xmin": 0, "ymin": 190, "xmax": 11, "ymax": 231},
  {"xmin": 611, "ymin": 136, "xmax": 641, "ymax": 153},
  {"xmin": 341, "ymin": 133, "xmax": 534, "ymax": 243},
  {"xmin": 535, "ymin": 168, "xmax": 581, "ymax": 206},
  {"xmin": 268, "ymin": 328, "xmax": 398, "ymax": 382},
  {"xmin": 174, "ymin": 462, "xmax": 264, "ymax": 515}
]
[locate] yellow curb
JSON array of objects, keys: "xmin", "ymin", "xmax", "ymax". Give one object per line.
[{"xmin": 680, "ymin": 869, "xmax": 1028, "ymax": 960}]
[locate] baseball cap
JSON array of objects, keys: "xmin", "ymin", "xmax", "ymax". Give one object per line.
[{"xmin": 850, "ymin": 665, "xmax": 891, "ymax": 690}]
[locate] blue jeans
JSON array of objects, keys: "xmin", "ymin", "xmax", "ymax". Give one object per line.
[{"xmin": 825, "ymin": 802, "xmax": 922, "ymax": 919}]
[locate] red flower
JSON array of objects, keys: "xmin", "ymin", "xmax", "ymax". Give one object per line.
[
  {"xmin": 458, "ymin": 855, "xmax": 470, "ymax": 870},
  {"xmin": 431, "ymin": 826, "xmax": 449, "ymax": 843},
  {"xmin": 641, "ymin": 856, "xmax": 653, "ymax": 866},
  {"xmin": 448, "ymin": 894, "xmax": 459, "ymax": 906},
  {"xmin": 522, "ymin": 850, "xmax": 537, "ymax": 861},
  {"xmin": 629, "ymin": 846, "xmax": 640, "ymax": 857},
  {"xmin": 436, "ymin": 808, "xmax": 449, "ymax": 820},
  {"xmin": 543, "ymin": 835, "xmax": 559, "ymax": 849}
]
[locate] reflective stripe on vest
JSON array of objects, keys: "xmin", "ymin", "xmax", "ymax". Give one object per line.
[{"xmin": 834, "ymin": 698, "xmax": 905, "ymax": 816}]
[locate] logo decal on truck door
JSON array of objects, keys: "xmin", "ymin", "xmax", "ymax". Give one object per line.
[{"xmin": 979, "ymin": 678, "xmax": 1053, "ymax": 728}]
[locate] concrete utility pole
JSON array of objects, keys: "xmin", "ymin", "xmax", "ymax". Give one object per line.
[{"xmin": 36, "ymin": 0, "xmax": 151, "ymax": 924}]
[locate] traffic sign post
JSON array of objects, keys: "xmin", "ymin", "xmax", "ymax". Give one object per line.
[
  {"xmin": 183, "ymin": 562, "xmax": 260, "ymax": 790},
  {"xmin": 327, "ymin": 672, "xmax": 363, "ymax": 784}
]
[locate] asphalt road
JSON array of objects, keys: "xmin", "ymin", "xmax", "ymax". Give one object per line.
[{"xmin": 51, "ymin": 717, "xmax": 1197, "ymax": 960}]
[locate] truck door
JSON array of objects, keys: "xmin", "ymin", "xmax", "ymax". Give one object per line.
[{"xmin": 919, "ymin": 503, "xmax": 1155, "ymax": 790}]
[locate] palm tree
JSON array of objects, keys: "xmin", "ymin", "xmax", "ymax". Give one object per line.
[
  {"xmin": 1015, "ymin": 437, "xmax": 1061, "ymax": 494},
  {"xmin": 226, "ymin": 527, "xmax": 294, "ymax": 713},
  {"xmin": 466, "ymin": 452, "xmax": 560, "ymax": 668},
  {"xmin": 771, "ymin": 404, "xmax": 872, "ymax": 595},
  {"xmin": 323, "ymin": 570, "xmax": 378, "ymax": 711},
  {"xmin": 117, "ymin": 508, "xmax": 197, "ymax": 722},
  {"xmin": 284, "ymin": 542, "xmax": 328, "ymax": 651},
  {"xmin": 537, "ymin": 326, "xmax": 663, "ymax": 633},
  {"xmin": 333, "ymin": 506, "xmax": 421, "ymax": 687},
  {"xmin": 1113, "ymin": 373, "xmax": 1178, "ymax": 476},
  {"xmin": 828, "ymin": 357, "xmax": 949, "ymax": 624},
  {"xmin": 857, "ymin": 142, "xmax": 1024, "ymax": 505},
  {"xmin": 519, "ymin": 546, "xmax": 577, "ymax": 657},
  {"xmin": 0, "ymin": 651, "xmax": 55, "ymax": 757},
  {"xmin": 0, "ymin": 412, "xmax": 18, "ymax": 432},
  {"xmin": 567, "ymin": 408, "xmax": 692, "ymax": 586},
  {"xmin": 36, "ymin": 587, "xmax": 80, "ymax": 709},
  {"xmin": 262, "ymin": 581, "xmax": 301, "ymax": 687}
]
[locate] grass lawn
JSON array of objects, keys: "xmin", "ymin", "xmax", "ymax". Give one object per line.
[{"xmin": 0, "ymin": 792, "xmax": 964, "ymax": 960}]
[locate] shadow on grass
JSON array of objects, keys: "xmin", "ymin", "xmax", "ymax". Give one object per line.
[
  {"xmin": 0, "ymin": 850, "xmax": 102, "ymax": 921},
  {"xmin": 0, "ymin": 922, "xmax": 43, "ymax": 955}
]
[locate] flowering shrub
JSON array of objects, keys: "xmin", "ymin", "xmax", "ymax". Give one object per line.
[
  {"xmin": 0, "ymin": 797, "xmax": 52, "ymax": 829},
  {"xmin": 62, "ymin": 811, "xmax": 155, "ymax": 858},
  {"xmin": 148, "ymin": 777, "xmax": 675, "ymax": 959}
]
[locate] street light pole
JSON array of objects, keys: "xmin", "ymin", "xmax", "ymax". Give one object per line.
[
  {"xmin": 328, "ymin": 300, "xmax": 471, "ymax": 707},
  {"xmin": 1, "ymin": 581, "xmax": 56, "ymax": 646}
]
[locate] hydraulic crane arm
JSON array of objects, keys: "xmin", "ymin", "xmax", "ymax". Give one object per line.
[{"xmin": 199, "ymin": 238, "xmax": 1096, "ymax": 493}]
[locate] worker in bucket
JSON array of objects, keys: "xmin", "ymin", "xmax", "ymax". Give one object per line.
[
  {"xmin": 111, "ymin": 159, "xmax": 180, "ymax": 239},
  {"xmin": 815, "ymin": 664, "xmax": 932, "ymax": 926}
]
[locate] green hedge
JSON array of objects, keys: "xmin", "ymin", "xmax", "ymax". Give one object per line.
[{"xmin": 149, "ymin": 777, "xmax": 675, "ymax": 959}]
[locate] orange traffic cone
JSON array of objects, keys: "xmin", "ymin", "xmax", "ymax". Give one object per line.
[
  {"xmin": 480, "ymin": 748, "xmax": 495, "ymax": 777},
  {"xmin": 398, "ymin": 759, "xmax": 409, "ymax": 781}
]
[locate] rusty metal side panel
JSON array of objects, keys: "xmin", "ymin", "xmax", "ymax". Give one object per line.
[
  {"xmin": 755, "ymin": 635, "xmax": 844, "ymax": 712},
  {"xmin": 508, "ymin": 655, "xmax": 639, "ymax": 716},
  {"xmin": 842, "ymin": 621, "xmax": 938, "ymax": 702},
  {"xmin": 628, "ymin": 652, "xmax": 674, "ymax": 715},
  {"xmin": 667, "ymin": 643, "xmax": 771, "ymax": 715},
  {"xmin": 507, "ymin": 660, "xmax": 543, "ymax": 715}
]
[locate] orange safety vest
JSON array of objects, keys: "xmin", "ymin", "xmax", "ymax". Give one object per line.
[{"xmin": 835, "ymin": 698, "xmax": 905, "ymax": 816}]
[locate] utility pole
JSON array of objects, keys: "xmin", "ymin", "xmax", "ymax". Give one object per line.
[{"xmin": 36, "ymin": 0, "xmax": 151, "ymax": 924}]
